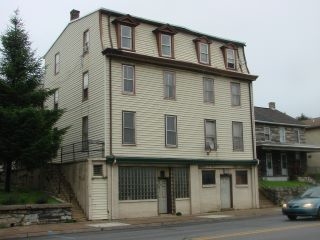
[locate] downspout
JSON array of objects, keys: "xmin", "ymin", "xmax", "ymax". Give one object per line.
[
  {"xmin": 107, "ymin": 14, "xmax": 114, "ymax": 220},
  {"xmin": 249, "ymin": 82, "xmax": 259, "ymax": 208}
]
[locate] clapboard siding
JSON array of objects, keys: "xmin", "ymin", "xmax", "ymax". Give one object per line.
[
  {"xmin": 44, "ymin": 12, "xmax": 106, "ymax": 151},
  {"xmin": 101, "ymin": 14, "xmax": 249, "ymax": 74},
  {"xmin": 111, "ymin": 60, "xmax": 253, "ymax": 159}
]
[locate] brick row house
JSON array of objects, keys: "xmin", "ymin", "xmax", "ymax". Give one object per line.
[
  {"xmin": 44, "ymin": 8, "xmax": 259, "ymax": 220},
  {"xmin": 255, "ymin": 103, "xmax": 320, "ymax": 181}
]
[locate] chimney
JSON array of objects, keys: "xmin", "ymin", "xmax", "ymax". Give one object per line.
[
  {"xmin": 269, "ymin": 102, "xmax": 276, "ymax": 110},
  {"xmin": 70, "ymin": 9, "xmax": 80, "ymax": 21}
]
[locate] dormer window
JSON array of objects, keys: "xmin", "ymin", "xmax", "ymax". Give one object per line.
[
  {"xmin": 221, "ymin": 44, "xmax": 237, "ymax": 70},
  {"xmin": 113, "ymin": 15, "xmax": 140, "ymax": 51},
  {"xmin": 153, "ymin": 24, "xmax": 177, "ymax": 58},
  {"xmin": 193, "ymin": 36, "xmax": 212, "ymax": 65}
]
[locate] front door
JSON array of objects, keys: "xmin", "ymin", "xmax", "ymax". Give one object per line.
[
  {"xmin": 281, "ymin": 153, "xmax": 288, "ymax": 176},
  {"xmin": 266, "ymin": 153, "xmax": 273, "ymax": 176},
  {"xmin": 158, "ymin": 179, "xmax": 168, "ymax": 214},
  {"xmin": 220, "ymin": 175, "xmax": 232, "ymax": 209}
]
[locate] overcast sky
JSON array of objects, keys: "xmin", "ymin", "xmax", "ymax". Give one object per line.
[{"xmin": 1, "ymin": 0, "xmax": 319, "ymax": 118}]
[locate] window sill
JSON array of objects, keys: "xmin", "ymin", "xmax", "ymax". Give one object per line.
[
  {"xmin": 122, "ymin": 92, "xmax": 136, "ymax": 96},
  {"xmin": 119, "ymin": 199, "xmax": 157, "ymax": 203},
  {"xmin": 235, "ymin": 184, "xmax": 249, "ymax": 188},
  {"xmin": 122, "ymin": 144, "xmax": 136, "ymax": 146},
  {"xmin": 202, "ymin": 184, "xmax": 216, "ymax": 188}
]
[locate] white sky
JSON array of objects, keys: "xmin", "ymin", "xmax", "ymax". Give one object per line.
[{"xmin": 1, "ymin": 0, "xmax": 319, "ymax": 118}]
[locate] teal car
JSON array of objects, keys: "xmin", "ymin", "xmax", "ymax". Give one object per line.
[{"xmin": 282, "ymin": 186, "xmax": 320, "ymax": 220}]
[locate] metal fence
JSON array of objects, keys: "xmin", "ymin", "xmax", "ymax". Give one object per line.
[{"xmin": 59, "ymin": 140, "xmax": 105, "ymax": 163}]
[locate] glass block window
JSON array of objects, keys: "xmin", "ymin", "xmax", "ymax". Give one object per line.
[
  {"xmin": 119, "ymin": 167, "xmax": 157, "ymax": 200},
  {"xmin": 173, "ymin": 167, "xmax": 189, "ymax": 198}
]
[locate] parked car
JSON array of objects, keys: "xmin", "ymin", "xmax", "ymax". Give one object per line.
[{"xmin": 282, "ymin": 186, "xmax": 320, "ymax": 220}]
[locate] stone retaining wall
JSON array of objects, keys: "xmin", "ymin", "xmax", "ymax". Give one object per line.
[
  {"xmin": 0, "ymin": 203, "xmax": 72, "ymax": 227},
  {"xmin": 260, "ymin": 186, "xmax": 310, "ymax": 206}
]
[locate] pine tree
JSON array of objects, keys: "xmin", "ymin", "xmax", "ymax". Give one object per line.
[{"xmin": 0, "ymin": 10, "xmax": 67, "ymax": 192}]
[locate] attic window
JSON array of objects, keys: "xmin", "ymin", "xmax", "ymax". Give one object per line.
[
  {"xmin": 221, "ymin": 44, "xmax": 237, "ymax": 70},
  {"xmin": 193, "ymin": 36, "xmax": 212, "ymax": 65},
  {"xmin": 153, "ymin": 25, "xmax": 177, "ymax": 58},
  {"xmin": 113, "ymin": 15, "xmax": 140, "ymax": 51}
]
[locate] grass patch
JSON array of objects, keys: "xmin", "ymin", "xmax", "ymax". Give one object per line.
[
  {"xmin": 0, "ymin": 189, "xmax": 60, "ymax": 205},
  {"xmin": 259, "ymin": 180, "xmax": 311, "ymax": 188}
]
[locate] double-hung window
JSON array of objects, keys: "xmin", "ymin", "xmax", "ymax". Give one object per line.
[
  {"xmin": 294, "ymin": 129, "xmax": 300, "ymax": 143},
  {"xmin": 54, "ymin": 53, "xmax": 60, "ymax": 74},
  {"xmin": 165, "ymin": 115, "xmax": 177, "ymax": 147},
  {"xmin": 226, "ymin": 48, "xmax": 236, "ymax": 69},
  {"xmin": 83, "ymin": 71, "xmax": 89, "ymax": 101},
  {"xmin": 122, "ymin": 65, "xmax": 135, "ymax": 94},
  {"xmin": 164, "ymin": 71, "xmax": 175, "ymax": 99},
  {"xmin": 82, "ymin": 116, "xmax": 89, "ymax": 151},
  {"xmin": 83, "ymin": 30, "xmax": 89, "ymax": 53},
  {"xmin": 161, "ymin": 34, "xmax": 172, "ymax": 57},
  {"xmin": 203, "ymin": 78, "xmax": 214, "ymax": 103},
  {"xmin": 54, "ymin": 90, "xmax": 59, "ymax": 110},
  {"xmin": 231, "ymin": 82, "xmax": 241, "ymax": 106},
  {"xmin": 279, "ymin": 127, "xmax": 286, "ymax": 143},
  {"xmin": 205, "ymin": 120, "xmax": 216, "ymax": 151},
  {"xmin": 121, "ymin": 25, "xmax": 132, "ymax": 50},
  {"xmin": 264, "ymin": 127, "xmax": 271, "ymax": 141},
  {"xmin": 232, "ymin": 121, "xmax": 243, "ymax": 151},
  {"xmin": 200, "ymin": 43, "xmax": 209, "ymax": 64},
  {"xmin": 122, "ymin": 111, "xmax": 135, "ymax": 145},
  {"xmin": 202, "ymin": 170, "xmax": 216, "ymax": 186}
]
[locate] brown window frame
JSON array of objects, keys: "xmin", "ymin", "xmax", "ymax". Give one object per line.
[
  {"xmin": 163, "ymin": 71, "xmax": 176, "ymax": 100},
  {"xmin": 236, "ymin": 170, "xmax": 248, "ymax": 185},
  {"xmin": 231, "ymin": 82, "xmax": 241, "ymax": 106},
  {"xmin": 204, "ymin": 119, "xmax": 217, "ymax": 151},
  {"xmin": 193, "ymin": 36, "xmax": 212, "ymax": 65},
  {"xmin": 113, "ymin": 15, "xmax": 140, "ymax": 51},
  {"xmin": 221, "ymin": 44, "xmax": 238, "ymax": 70},
  {"xmin": 203, "ymin": 77, "xmax": 214, "ymax": 103},
  {"xmin": 232, "ymin": 121, "xmax": 244, "ymax": 151},
  {"xmin": 165, "ymin": 114, "xmax": 177, "ymax": 147},
  {"xmin": 82, "ymin": 116, "xmax": 89, "ymax": 151},
  {"xmin": 153, "ymin": 25, "xmax": 177, "ymax": 58},
  {"xmin": 122, "ymin": 111, "xmax": 136, "ymax": 145}
]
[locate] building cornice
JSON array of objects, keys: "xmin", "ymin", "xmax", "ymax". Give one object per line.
[
  {"xmin": 106, "ymin": 155, "xmax": 258, "ymax": 166},
  {"xmin": 255, "ymin": 120, "xmax": 306, "ymax": 128},
  {"xmin": 102, "ymin": 48, "xmax": 258, "ymax": 81}
]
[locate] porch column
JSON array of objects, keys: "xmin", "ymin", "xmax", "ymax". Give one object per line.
[{"xmin": 190, "ymin": 165, "xmax": 200, "ymax": 214}]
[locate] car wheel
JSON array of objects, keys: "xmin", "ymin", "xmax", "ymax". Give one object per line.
[{"xmin": 287, "ymin": 215, "xmax": 297, "ymax": 220}]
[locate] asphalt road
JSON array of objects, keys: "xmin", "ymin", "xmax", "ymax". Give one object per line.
[{"xmin": 32, "ymin": 214, "xmax": 320, "ymax": 240}]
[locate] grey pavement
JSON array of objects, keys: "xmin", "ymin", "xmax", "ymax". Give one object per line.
[{"xmin": 0, "ymin": 207, "xmax": 281, "ymax": 239}]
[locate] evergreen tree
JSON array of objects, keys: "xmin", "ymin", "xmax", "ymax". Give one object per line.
[
  {"xmin": 0, "ymin": 10, "xmax": 67, "ymax": 192},
  {"xmin": 296, "ymin": 113, "xmax": 310, "ymax": 121}
]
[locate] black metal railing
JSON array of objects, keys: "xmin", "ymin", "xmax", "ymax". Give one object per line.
[{"xmin": 59, "ymin": 140, "xmax": 105, "ymax": 163}]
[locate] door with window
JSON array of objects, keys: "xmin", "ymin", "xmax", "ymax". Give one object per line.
[
  {"xmin": 158, "ymin": 179, "xmax": 168, "ymax": 214},
  {"xmin": 266, "ymin": 153, "xmax": 273, "ymax": 177},
  {"xmin": 281, "ymin": 153, "xmax": 288, "ymax": 176},
  {"xmin": 220, "ymin": 174, "xmax": 232, "ymax": 209}
]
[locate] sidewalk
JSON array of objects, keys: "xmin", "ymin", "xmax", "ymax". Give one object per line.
[{"xmin": 0, "ymin": 207, "xmax": 281, "ymax": 239}]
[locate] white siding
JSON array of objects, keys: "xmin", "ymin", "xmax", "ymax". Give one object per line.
[
  {"xmin": 44, "ymin": 12, "xmax": 106, "ymax": 154},
  {"xmin": 111, "ymin": 60, "xmax": 253, "ymax": 160}
]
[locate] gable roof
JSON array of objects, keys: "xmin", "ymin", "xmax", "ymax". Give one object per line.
[
  {"xmin": 302, "ymin": 117, "xmax": 320, "ymax": 129},
  {"xmin": 254, "ymin": 107, "xmax": 306, "ymax": 127}
]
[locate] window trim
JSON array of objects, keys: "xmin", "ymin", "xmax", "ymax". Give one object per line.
[
  {"xmin": 279, "ymin": 127, "xmax": 286, "ymax": 143},
  {"xmin": 203, "ymin": 77, "xmax": 214, "ymax": 103},
  {"xmin": 204, "ymin": 119, "xmax": 217, "ymax": 151},
  {"xmin": 82, "ymin": 116, "xmax": 89, "ymax": 151},
  {"xmin": 163, "ymin": 71, "xmax": 176, "ymax": 100},
  {"xmin": 236, "ymin": 170, "xmax": 248, "ymax": 185},
  {"xmin": 231, "ymin": 82, "xmax": 241, "ymax": 106},
  {"xmin": 83, "ymin": 29, "xmax": 90, "ymax": 53},
  {"xmin": 112, "ymin": 15, "xmax": 139, "ymax": 52},
  {"xmin": 165, "ymin": 115, "xmax": 177, "ymax": 147},
  {"xmin": 232, "ymin": 121, "xmax": 244, "ymax": 151},
  {"xmin": 193, "ymin": 36, "xmax": 212, "ymax": 65},
  {"xmin": 202, "ymin": 170, "xmax": 216, "ymax": 187},
  {"xmin": 83, "ymin": 71, "xmax": 89, "ymax": 101},
  {"xmin": 93, "ymin": 164, "xmax": 104, "ymax": 177},
  {"xmin": 122, "ymin": 111, "xmax": 136, "ymax": 145},
  {"xmin": 264, "ymin": 127, "xmax": 271, "ymax": 141},
  {"xmin": 221, "ymin": 44, "xmax": 238, "ymax": 70},
  {"xmin": 153, "ymin": 25, "xmax": 177, "ymax": 58},
  {"xmin": 54, "ymin": 90, "xmax": 59, "ymax": 110},
  {"xmin": 54, "ymin": 52, "xmax": 60, "ymax": 75},
  {"xmin": 122, "ymin": 64, "xmax": 135, "ymax": 95},
  {"xmin": 294, "ymin": 129, "xmax": 301, "ymax": 143},
  {"xmin": 120, "ymin": 25, "xmax": 133, "ymax": 50}
]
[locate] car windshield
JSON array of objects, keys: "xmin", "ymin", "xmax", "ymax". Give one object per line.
[{"xmin": 301, "ymin": 187, "xmax": 320, "ymax": 198}]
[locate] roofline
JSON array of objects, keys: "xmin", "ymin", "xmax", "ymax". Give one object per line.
[
  {"xmin": 99, "ymin": 8, "xmax": 246, "ymax": 46},
  {"xmin": 255, "ymin": 120, "xmax": 306, "ymax": 128},
  {"xmin": 257, "ymin": 143, "xmax": 320, "ymax": 152},
  {"xmin": 103, "ymin": 48, "xmax": 258, "ymax": 81}
]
